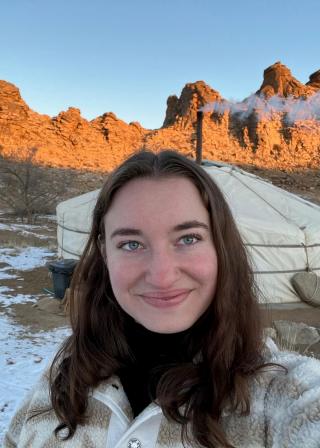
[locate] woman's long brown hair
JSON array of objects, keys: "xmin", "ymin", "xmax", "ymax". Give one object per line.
[{"xmin": 49, "ymin": 150, "xmax": 279, "ymax": 447}]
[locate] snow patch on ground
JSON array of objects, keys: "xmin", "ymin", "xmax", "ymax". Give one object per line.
[
  {"xmin": 0, "ymin": 272, "xmax": 17, "ymax": 280},
  {"xmin": 0, "ymin": 222, "xmax": 55, "ymax": 239},
  {"xmin": 0, "ymin": 247, "xmax": 55, "ymax": 270},
  {"xmin": 0, "ymin": 313, "xmax": 70, "ymax": 444},
  {"xmin": 0, "ymin": 223, "xmax": 52, "ymax": 231},
  {"xmin": 0, "ymin": 215, "xmax": 65, "ymax": 444},
  {"xmin": 0, "ymin": 293, "xmax": 37, "ymax": 307},
  {"xmin": 0, "ymin": 287, "xmax": 13, "ymax": 294}
]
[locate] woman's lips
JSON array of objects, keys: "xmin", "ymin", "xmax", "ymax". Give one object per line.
[{"xmin": 139, "ymin": 290, "xmax": 191, "ymax": 308}]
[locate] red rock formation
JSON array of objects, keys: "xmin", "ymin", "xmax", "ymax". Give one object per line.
[
  {"xmin": 0, "ymin": 62, "xmax": 319, "ymax": 172},
  {"xmin": 306, "ymin": 70, "xmax": 320, "ymax": 89},
  {"xmin": 256, "ymin": 62, "xmax": 316, "ymax": 98},
  {"xmin": 91, "ymin": 112, "xmax": 147, "ymax": 166},
  {"xmin": 163, "ymin": 81, "xmax": 221, "ymax": 127}
]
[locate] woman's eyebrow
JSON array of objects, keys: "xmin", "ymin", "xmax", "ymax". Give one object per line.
[
  {"xmin": 110, "ymin": 221, "xmax": 209, "ymax": 239},
  {"xmin": 110, "ymin": 228, "xmax": 142, "ymax": 239},
  {"xmin": 173, "ymin": 220, "xmax": 209, "ymax": 232}
]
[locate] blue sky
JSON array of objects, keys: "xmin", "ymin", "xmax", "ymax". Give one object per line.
[{"xmin": 1, "ymin": 0, "xmax": 319, "ymax": 129}]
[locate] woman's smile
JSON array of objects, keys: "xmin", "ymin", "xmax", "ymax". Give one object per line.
[{"xmin": 138, "ymin": 289, "xmax": 193, "ymax": 308}]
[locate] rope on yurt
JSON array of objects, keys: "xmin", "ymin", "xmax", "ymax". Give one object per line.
[
  {"xmin": 61, "ymin": 212, "xmax": 65, "ymax": 259},
  {"xmin": 228, "ymin": 167, "xmax": 316, "ymax": 273}
]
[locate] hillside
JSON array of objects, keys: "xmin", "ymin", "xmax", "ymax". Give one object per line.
[{"xmin": 0, "ymin": 61, "xmax": 319, "ymax": 172}]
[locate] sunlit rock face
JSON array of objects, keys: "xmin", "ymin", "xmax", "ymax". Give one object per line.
[
  {"xmin": 307, "ymin": 69, "xmax": 320, "ymax": 90},
  {"xmin": 0, "ymin": 61, "xmax": 320, "ymax": 172},
  {"xmin": 163, "ymin": 81, "xmax": 221, "ymax": 127},
  {"xmin": 256, "ymin": 61, "xmax": 316, "ymax": 98}
]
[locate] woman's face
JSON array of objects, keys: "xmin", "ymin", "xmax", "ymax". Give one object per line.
[{"xmin": 103, "ymin": 176, "xmax": 218, "ymax": 333}]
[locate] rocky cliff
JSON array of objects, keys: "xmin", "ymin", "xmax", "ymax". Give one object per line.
[{"xmin": 0, "ymin": 61, "xmax": 319, "ymax": 172}]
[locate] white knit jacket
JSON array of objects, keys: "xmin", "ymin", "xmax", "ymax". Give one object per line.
[{"xmin": 4, "ymin": 343, "xmax": 320, "ymax": 448}]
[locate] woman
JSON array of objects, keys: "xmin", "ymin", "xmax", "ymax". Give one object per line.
[{"xmin": 5, "ymin": 150, "xmax": 320, "ymax": 447}]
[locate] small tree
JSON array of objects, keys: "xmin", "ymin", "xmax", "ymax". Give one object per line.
[{"xmin": 0, "ymin": 147, "xmax": 70, "ymax": 223}]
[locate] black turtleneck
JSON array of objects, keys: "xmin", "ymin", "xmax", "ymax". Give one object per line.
[{"xmin": 117, "ymin": 315, "xmax": 201, "ymax": 417}]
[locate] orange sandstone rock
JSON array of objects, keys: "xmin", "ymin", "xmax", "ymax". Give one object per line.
[
  {"xmin": 0, "ymin": 62, "xmax": 319, "ymax": 172},
  {"xmin": 256, "ymin": 61, "xmax": 316, "ymax": 98}
]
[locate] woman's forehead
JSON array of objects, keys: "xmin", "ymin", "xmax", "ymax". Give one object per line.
[{"xmin": 104, "ymin": 177, "xmax": 210, "ymax": 231}]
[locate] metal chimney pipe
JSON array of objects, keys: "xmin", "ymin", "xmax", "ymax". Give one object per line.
[{"xmin": 196, "ymin": 110, "xmax": 203, "ymax": 165}]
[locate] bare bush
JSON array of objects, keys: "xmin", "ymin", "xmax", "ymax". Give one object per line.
[{"xmin": 0, "ymin": 147, "xmax": 71, "ymax": 223}]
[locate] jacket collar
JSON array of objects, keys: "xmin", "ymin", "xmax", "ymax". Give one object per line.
[{"xmin": 91, "ymin": 375, "xmax": 163, "ymax": 424}]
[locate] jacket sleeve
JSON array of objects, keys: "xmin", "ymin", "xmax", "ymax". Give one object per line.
[{"xmin": 265, "ymin": 350, "xmax": 320, "ymax": 448}]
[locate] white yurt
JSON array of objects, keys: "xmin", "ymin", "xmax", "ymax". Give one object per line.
[{"xmin": 56, "ymin": 161, "xmax": 320, "ymax": 304}]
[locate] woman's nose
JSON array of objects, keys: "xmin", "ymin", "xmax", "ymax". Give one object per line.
[{"xmin": 144, "ymin": 249, "xmax": 180, "ymax": 288}]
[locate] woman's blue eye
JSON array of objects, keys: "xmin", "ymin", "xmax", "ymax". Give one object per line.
[
  {"xmin": 180, "ymin": 234, "xmax": 201, "ymax": 245},
  {"xmin": 120, "ymin": 241, "xmax": 141, "ymax": 251}
]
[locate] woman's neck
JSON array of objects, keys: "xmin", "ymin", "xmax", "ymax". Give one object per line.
[{"xmin": 123, "ymin": 314, "xmax": 205, "ymax": 366}]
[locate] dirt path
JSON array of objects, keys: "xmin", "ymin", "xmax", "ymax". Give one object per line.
[{"xmin": 7, "ymin": 297, "xmax": 67, "ymax": 332}]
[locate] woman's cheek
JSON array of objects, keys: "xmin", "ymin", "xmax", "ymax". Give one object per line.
[
  {"xmin": 188, "ymin": 248, "xmax": 218, "ymax": 272},
  {"xmin": 108, "ymin": 257, "xmax": 141, "ymax": 289}
]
